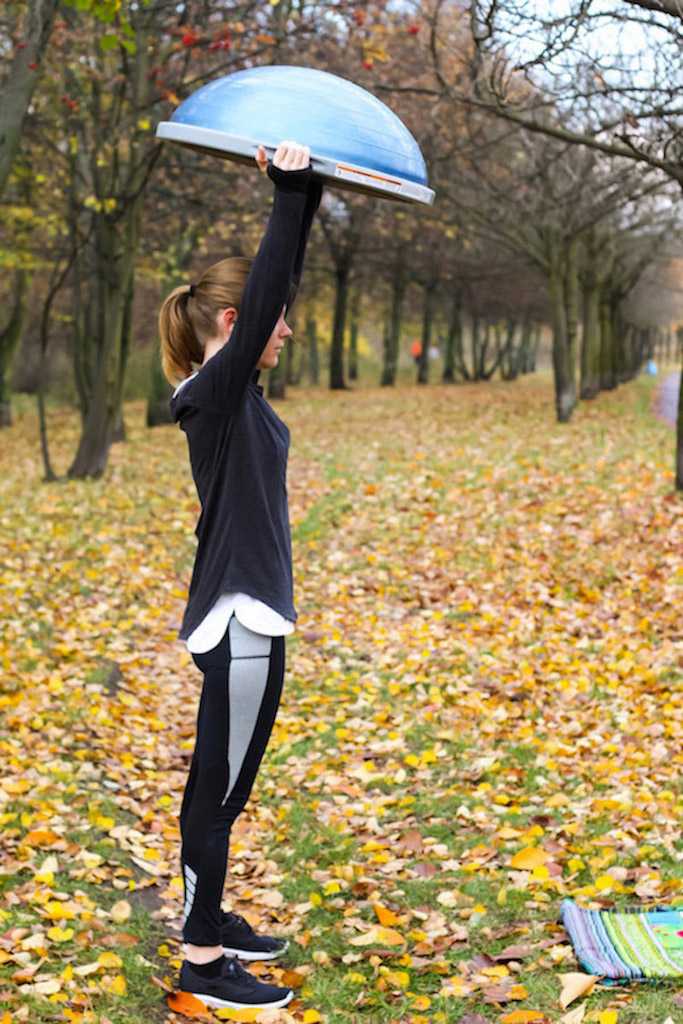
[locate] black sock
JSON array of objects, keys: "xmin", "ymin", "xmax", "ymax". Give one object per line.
[{"xmin": 187, "ymin": 953, "xmax": 224, "ymax": 978}]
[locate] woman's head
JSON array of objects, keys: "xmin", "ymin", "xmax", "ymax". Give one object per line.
[
  {"xmin": 159, "ymin": 256, "xmax": 296, "ymax": 386},
  {"xmin": 159, "ymin": 257, "xmax": 250, "ymax": 385}
]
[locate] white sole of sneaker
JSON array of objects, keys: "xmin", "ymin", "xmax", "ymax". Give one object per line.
[
  {"xmin": 188, "ymin": 988, "xmax": 294, "ymax": 1010},
  {"xmin": 221, "ymin": 940, "xmax": 289, "ymax": 961}
]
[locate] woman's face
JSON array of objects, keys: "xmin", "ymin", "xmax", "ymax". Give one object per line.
[
  {"xmin": 256, "ymin": 304, "xmax": 293, "ymax": 370},
  {"xmin": 217, "ymin": 303, "xmax": 292, "ymax": 370}
]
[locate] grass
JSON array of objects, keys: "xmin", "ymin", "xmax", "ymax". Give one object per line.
[{"xmin": 1, "ymin": 368, "xmax": 682, "ymax": 1021}]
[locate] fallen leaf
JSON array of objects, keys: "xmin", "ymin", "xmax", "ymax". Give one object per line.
[
  {"xmin": 302, "ymin": 1012, "xmax": 322, "ymax": 1023},
  {"xmin": 349, "ymin": 924, "xmax": 405, "ymax": 946},
  {"xmin": 501, "ymin": 1012, "xmax": 547, "ymax": 1024},
  {"xmin": 509, "ymin": 847, "xmax": 549, "ymax": 870},
  {"xmin": 559, "ymin": 972, "xmax": 601, "ymax": 1008},
  {"xmin": 560, "ymin": 1006, "xmax": 586, "ymax": 1024},
  {"xmin": 493, "ymin": 944, "xmax": 536, "ymax": 961},
  {"xmin": 373, "ymin": 903, "xmax": 400, "ymax": 926},
  {"xmin": 167, "ymin": 990, "xmax": 214, "ymax": 1018},
  {"xmin": 109, "ymin": 900, "xmax": 132, "ymax": 924}
]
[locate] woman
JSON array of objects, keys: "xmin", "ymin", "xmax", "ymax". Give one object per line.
[{"xmin": 158, "ymin": 140, "xmax": 323, "ymax": 1011}]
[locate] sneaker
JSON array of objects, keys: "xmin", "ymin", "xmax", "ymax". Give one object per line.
[
  {"xmin": 179, "ymin": 954, "xmax": 293, "ymax": 1010},
  {"xmin": 220, "ymin": 909, "xmax": 289, "ymax": 961}
]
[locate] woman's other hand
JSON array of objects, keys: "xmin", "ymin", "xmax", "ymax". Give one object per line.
[{"xmin": 255, "ymin": 141, "xmax": 310, "ymax": 175}]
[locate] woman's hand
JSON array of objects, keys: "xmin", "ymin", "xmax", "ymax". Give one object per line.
[{"xmin": 255, "ymin": 141, "xmax": 310, "ymax": 175}]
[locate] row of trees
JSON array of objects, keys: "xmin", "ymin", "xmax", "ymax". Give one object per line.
[
  {"xmin": 1, "ymin": 0, "xmax": 680, "ymax": 485},
  {"xmin": 390, "ymin": 0, "xmax": 683, "ymax": 475}
]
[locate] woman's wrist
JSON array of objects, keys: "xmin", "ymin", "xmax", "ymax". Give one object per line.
[{"xmin": 266, "ymin": 162, "xmax": 313, "ymax": 193}]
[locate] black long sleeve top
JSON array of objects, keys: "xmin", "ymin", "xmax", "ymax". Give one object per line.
[{"xmin": 170, "ymin": 161, "xmax": 323, "ymax": 643}]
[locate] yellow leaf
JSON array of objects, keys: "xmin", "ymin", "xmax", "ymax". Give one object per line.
[
  {"xmin": 598, "ymin": 1013, "xmax": 618, "ymax": 1024},
  {"xmin": 373, "ymin": 903, "xmax": 400, "ymax": 926},
  {"xmin": 559, "ymin": 973, "xmax": 601, "ymax": 1009},
  {"xmin": 547, "ymin": 793, "xmax": 570, "ymax": 807},
  {"xmin": 107, "ymin": 973, "xmax": 127, "ymax": 996},
  {"xmin": 595, "ymin": 875, "xmax": 615, "ymax": 891},
  {"xmin": 509, "ymin": 984, "xmax": 529, "ymax": 999},
  {"xmin": 24, "ymin": 828, "xmax": 61, "ymax": 846},
  {"xmin": 303, "ymin": 1012, "xmax": 322, "ymax": 1024},
  {"xmin": 98, "ymin": 951, "xmax": 123, "ymax": 968},
  {"xmin": 501, "ymin": 1012, "xmax": 547, "ymax": 1024},
  {"xmin": 349, "ymin": 924, "xmax": 405, "ymax": 946},
  {"xmin": 383, "ymin": 968, "xmax": 409, "ymax": 987},
  {"xmin": 45, "ymin": 900, "xmax": 76, "ymax": 921},
  {"xmin": 482, "ymin": 964, "xmax": 510, "ymax": 978},
  {"xmin": 510, "ymin": 846, "xmax": 549, "ymax": 870},
  {"xmin": 47, "ymin": 926, "xmax": 73, "ymax": 942},
  {"xmin": 215, "ymin": 1009, "xmax": 260, "ymax": 1022}
]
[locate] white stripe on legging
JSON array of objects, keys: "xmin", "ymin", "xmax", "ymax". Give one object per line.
[{"xmin": 183, "ymin": 863, "xmax": 198, "ymax": 924}]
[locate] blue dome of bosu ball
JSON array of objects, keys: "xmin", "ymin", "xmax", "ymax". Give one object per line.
[{"xmin": 155, "ymin": 65, "xmax": 434, "ymax": 206}]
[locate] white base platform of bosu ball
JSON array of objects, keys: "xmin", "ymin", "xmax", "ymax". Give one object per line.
[{"xmin": 155, "ymin": 65, "xmax": 435, "ymax": 206}]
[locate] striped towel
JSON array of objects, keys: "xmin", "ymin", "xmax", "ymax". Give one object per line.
[{"xmin": 560, "ymin": 899, "xmax": 683, "ymax": 985}]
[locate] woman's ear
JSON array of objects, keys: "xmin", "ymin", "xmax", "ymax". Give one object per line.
[{"xmin": 221, "ymin": 306, "xmax": 238, "ymax": 338}]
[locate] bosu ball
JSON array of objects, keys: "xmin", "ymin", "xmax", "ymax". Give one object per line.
[{"xmin": 155, "ymin": 64, "xmax": 435, "ymax": 206}]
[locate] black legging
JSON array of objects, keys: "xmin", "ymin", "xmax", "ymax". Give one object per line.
[{"xmin": 179, "ymin": 612, "xmax": 285, "ymax": 946}]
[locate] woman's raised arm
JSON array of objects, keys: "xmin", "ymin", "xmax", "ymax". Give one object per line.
[{"xmin": 186, "ymin": 144, "xmax": 323, "ymax": 414}]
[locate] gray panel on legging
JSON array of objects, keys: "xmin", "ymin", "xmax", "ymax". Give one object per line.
[
  {"xmin": 229, "ymin": 613, "xmax": 273, "ymax": 658},
  {"xmin": 221, "ymin": 615, "xmax": 272, "ymax": 806}
]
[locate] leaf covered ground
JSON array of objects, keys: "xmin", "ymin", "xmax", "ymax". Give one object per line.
[{"xmin": 1, "ymin": 371, "xmax": 682, "ymax": 1024}]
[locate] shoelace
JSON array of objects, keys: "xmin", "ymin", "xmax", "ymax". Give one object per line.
[
  {"xmin": 222, "ymin": 910, "xmax": 253, "ymax": 933},
  {"xmin": 224, "ymin": 954, "xmax": 261, "ymax": 988}
]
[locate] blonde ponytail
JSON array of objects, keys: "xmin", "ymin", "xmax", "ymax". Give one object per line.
[{"xmin": 159, "ymin": 256, "xmax": 253, "ymax": 387}]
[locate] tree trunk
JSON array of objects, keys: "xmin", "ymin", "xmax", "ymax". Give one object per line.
[
  {"xmin": 147, "ymin": 347, "xmax": 174, "ymax": 427},
  {"xmin": 611, "ymin": 299, "xmax": 628, "ymax": 384},
  {"xmin": 548, "ymin": 260, "xmax": 576, "ymax": 423},
  {"xmin": 112, "ymin": 266, "xmax": 135, "ymax": 443},
  {"xmin": 306, "ymin": 309, "xmax": 319, "ymax": 386},
  {"xmin": 478, "ymin": 320, "xmax": 490, "ymax": 379},
  {"xmin": 381, "ymin": 262, "xmax": 405, "ymax": 387},
  {"xmin": 499, "ymin": 318, "xmax": 519, "ymax": 381},
  {"xmin": 677, "ymin": 363, "xmax": 683, "ymax": 491},
  {"xmin": 564, "ymin": 237, "xmax": 580, "ymax": 400},
  {"xmin": 0, "ymin": 0, "xmax": 60, "ymax": 196},
  {"xmin": 443, "ymin": 289, "xmax": 464, "ymax": 382},
  {"xmin": 67, "ymin": 204, "xmax": 140, "ymax": 479},
  {"xmin": 519, "ymin": 317, "xmax": 533, "ymax": 374},
  {"xmin": 329, "ymin": 262, "xmax": 349, "ymax": 390},
  {"xmin": 599, "ymin": 290, "xmax": 616, "ymax": 391},
  {"xmin": 347, "ymin": 285, "xmax": 360, "ymax": 381},
  {"xmin": 417, "ymin": 279, "xmax": 437, "ymax": 385},
  {"xmin": 0, "ymin": 269, "xmax": 28, "ymax": 427},
  {"xmin": 580, "ymin": 279, "xmax": 601, "ymax": 399}
]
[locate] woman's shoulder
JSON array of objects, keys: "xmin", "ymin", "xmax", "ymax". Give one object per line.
[{"xmin": 172, "ymin": 370, "xmax": 199, "ymax": 399}]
